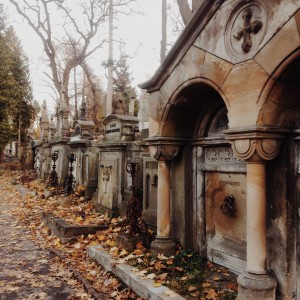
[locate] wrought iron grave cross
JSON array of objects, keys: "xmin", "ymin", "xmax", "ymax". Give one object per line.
[{"xmin": 233, "ymin": 7, "xmax": 262, "ymax": 53}]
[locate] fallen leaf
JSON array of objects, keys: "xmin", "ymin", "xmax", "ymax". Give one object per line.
[
  {"xmin": 205, "ymin": 289, "xmax": 218, "ymax": 300},
  {"xmin": 97, "ymin": 234, "xmax": 106, "ymax": 241},
  {"xmin": 153, "ymin": 282, "xmax": 162, "ymax": 287},
  {"xmin": 188, "ymin": 286, "xmax": 197, "ymax": 292},
  {"xmin": 74, "ymin": 242, "xmax": 81, "ymax": 249},
  {"xmin": 164, "ymin": 289, "xmax": 177, "ymax": 297},
  {"xmin": 202, "ymin": 282, "xmax": 211, "ymax": 288},
  {"xmin": 146, "ymin": 273, "xmax": 156, "ymax": 280}
]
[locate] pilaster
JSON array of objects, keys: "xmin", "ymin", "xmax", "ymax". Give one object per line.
[
  {"xmin": 145, "ymin": 137, "xmax": 184, "ymax": 256},
  {"xmin": 226, "ymin": 127, "xmax": 287, "ymax": 300}
]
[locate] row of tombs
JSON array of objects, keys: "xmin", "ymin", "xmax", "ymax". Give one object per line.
[
  {"xmin": 20, "ymin": 1, "xmax": 300, "ymax": 299},
  {"xmin": 28, "ymin": 92, "xmax": 249, "ymax": 277},
  {"xmin": 32, "ymin": 96, "xmax": 159, "ymax": 229},
  {"xmin": 23, "ymin": 80, "xmax": 299, "ymax": 300}
]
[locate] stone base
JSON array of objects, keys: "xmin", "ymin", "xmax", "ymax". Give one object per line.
[
  {"xmin": 93, "ymin": 202, "xmax": 118, "ymax": 218},
  {"xmin": 237, "ymin": 272, "xmax": 277, "ymax": 300},
  {"xmin": 42, "ymin": 212, "xmax": 108, "ymax": 243},
  {"xmin": 84, "ymin": 184, "xmax": 97, "ymax": 200},
  {"xmin": 150, "ymin": 237, "xmax": 176, "ymax": 257},
  {"xmin": 116, "ymin": 234, "xmax": 151, "ymax": 251}
]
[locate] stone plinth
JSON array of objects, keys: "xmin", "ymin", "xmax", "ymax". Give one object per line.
[
  {"xmin": 116, "ymin": 234, "xmax": 151, "ymax": 252},
  {"xmin": 42, "ymin": 212, "xmax": 108, "ymax": 243}
]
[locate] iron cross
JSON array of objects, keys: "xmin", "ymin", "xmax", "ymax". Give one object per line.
[{"xmin": 233, "ymin": 7, "xmax": 262, "ymax": 53}]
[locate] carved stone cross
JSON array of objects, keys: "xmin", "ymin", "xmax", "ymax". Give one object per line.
[
  {"xmin": 101, "ymin": 165, "xmax": 112, "ymax": 193},
  {"xmin": 233, "ymin": 7, "xmax": 262, "ymax": 53}
]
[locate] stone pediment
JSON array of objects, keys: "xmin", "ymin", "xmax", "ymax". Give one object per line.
[
  {"xmin": 139, "ymin": 0, "xmax": 300, "ymax": 93},
  {"xmin": 71, "ymin": 120, "xmax": 95, "ymax": 140},
  {"xmin": 73, "ymin": 120, "xmax": 95, "ymax": 130},
  {"xmin": 102, "ymin": 114, "xmax": 139, "ymax": 141}
]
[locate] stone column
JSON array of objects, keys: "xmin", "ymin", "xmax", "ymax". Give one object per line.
[
  {"xmin": 226, "ymin": 128, "xmax": 286, "ymax": 300},
  {"xmin": 146, "ymin": 137, "xmax": 184, "ymax": 256},
  {"xmin": 157, "ymin": 160, "xmax": 171, "ymax": 238},
  {"xmin": 246, "ymin": 158, "xmax": 267, "ymax": 274}
]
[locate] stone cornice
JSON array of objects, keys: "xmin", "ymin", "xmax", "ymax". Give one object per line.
[
  {"xmin": 138, "ymin": 0, "xmax": 225, "ymax": 93},
  {"xmin": 145, "ymin": 137, "xmax": 186, "ymax": 161},
  {"xmin": 225, "ymin": 127, "xmax": 288, "ymax": 161}
]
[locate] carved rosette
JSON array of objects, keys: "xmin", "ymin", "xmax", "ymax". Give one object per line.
[
  {"xmin": 225, "ymin": 128, "xmax": 287, "ymax": 162},
  {"xmin": 145, "ymin": 137, "xmax": 185, "ymax": 161}
]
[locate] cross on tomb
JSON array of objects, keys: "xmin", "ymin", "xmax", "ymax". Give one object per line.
[
  {"xmin": 233, "ymin": 7, "xmax": 262, "ymax": 53},
  {"xmin": 102, "ymin": 166, "xmax": 112, "ymax": 193}
]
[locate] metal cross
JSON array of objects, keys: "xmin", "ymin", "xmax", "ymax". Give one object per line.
[{"xmin": 233, "ymin": 7, "xmax": 262, "ymax": 53}]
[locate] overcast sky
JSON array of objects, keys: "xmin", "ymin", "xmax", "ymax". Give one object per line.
[{"xmin": 5, "ymin": 1, "xmax": 176, "ymax": 112}]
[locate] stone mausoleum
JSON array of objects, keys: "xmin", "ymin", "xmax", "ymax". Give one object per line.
[{"xmin": 140, "ymin": 0, "xmax": 300, "ymax": 299}]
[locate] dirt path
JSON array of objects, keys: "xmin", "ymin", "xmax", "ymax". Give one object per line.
[{"xmin": 0, "ymin": 173, "xmax": 92, "ymax": 300}]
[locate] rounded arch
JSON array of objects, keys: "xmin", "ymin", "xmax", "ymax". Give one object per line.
[
  {"xmin": 160, "ymin": 77, "xmax": 229, "ymax": 138},
  {"xmin": 257, "ymin": 46, "xmax": 300, "ymax": 129}
]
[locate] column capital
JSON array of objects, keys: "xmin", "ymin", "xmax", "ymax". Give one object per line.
[
  {"xmin": 225, "ymin": 127, "xmax": 288, "ymax": 162},
  {"xmin": 145, "ymin": 137, "xmax": 185, "ymax": 161}
]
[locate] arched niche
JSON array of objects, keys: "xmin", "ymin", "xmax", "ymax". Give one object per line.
[
  {"xmin": 176, "ymin": 82, "xmax": 247, "ymax": 275},
  {"xmin": 258, "ymin": 51, "xmax": 300, "ymax": 129},
  {"xmin": 257, "ymin": 52, "xmax": 300, "ymax": 299},
  {"xmin": 160, "ymin": 80, "xmax": 228, "ymax": 139}
]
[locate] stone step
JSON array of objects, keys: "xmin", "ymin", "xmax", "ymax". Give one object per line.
[
  {"xmin": 88, "ymin": 245, "xmax": 185, "ymax": 300},
  {"xmin": 42, "ymin": 212, "xmax": 108, "ymax": 243}
]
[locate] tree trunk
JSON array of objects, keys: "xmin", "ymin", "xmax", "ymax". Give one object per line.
[
  {"xmin": 106, "ymin": 0, "xmax": 113, "ymax": 117},
  {"xmin": 192, "ymin": 0, "xmax": 204, "ymax": 12},
  {"xmin": 176, "ymin": 0, "xmax": 193, "ymax": 26},
  {"xmin": 177, "ymin": 0, "xmax": 204, "ymax": 25},
  {"xmin": 161, "ymin": 0, "xmax": 167, "ymax": 63},
  {"xmin": 74, "ymin": 67, "xmax": 78, "ymax": 120}
]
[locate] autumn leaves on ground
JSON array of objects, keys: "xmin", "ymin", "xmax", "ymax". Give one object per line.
[{"xmin": 0, "ymin": 167, "xmax": 238, "ymax": 300}]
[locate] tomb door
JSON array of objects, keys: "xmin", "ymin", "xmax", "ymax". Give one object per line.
[{"xmin": 195, "ymin": 108, "xmax": 247, "ymax": 274}]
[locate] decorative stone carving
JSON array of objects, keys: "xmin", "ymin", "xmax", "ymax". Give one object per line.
[
  {"xmin": 225, "ymin": 127, "xmax": 287, "ymax": 162},
  {"xmin": 232, "ymin": 138, "xmax": 281, "ymax": 161},
  {"xmin": 146, "ymin": 137, "xmax": 185, "ymax": 161},
  {"xmin": 225, "ymin": 2, "xmax": 266, "ymax": 58},
  {"xmin": 233, "ymin": 7, "xmax": 263, "ymax": 53},
  {"xmin": 205, "ymin": 146, "xmax": 241, "ymax": 163},
  {"xmin": 148, "ymin": 145, "xmax": 181, "ymax": 161}
]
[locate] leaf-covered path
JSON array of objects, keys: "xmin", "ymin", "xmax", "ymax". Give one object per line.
[{"xmin": 0, "ymin": 172, "xmax": 93, "ymax": 300}]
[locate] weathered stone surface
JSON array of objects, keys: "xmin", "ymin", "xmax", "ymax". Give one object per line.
[
  {"xmin": 116, "ymin": 234, "xmax": 151, "ymax": 252},
  {"xmin": 255, "ymin": 17, "xmax": 300, "ymax": 75},
  {"xmin": 42, "ymin": 212, "xmax": 108, "ymax": 243},
  {"xmin": 178, "ymin": 46, "xmax": 206, "ymax": 83},
  {"xmin": 222, "ymin": 59, "xmax": 268, "ymax": 127},
  {"xmin": 148, "ymin": 91, "xmax": 163, "ymax": 137},
  {"xmin": 202, "ymin": 52, "xmax": 233, "ymax": 89},
  {"xmin": 88, "ymin": 246, "xmax": 185, "ymax": 300},
  {"xmin": 194, "ymin": 1, "xmax": 299, "ymax": 65},
  {"xmin": 295, "ymin": 9, "xmax": 300, "ymax": 33},
  {"xmin": 237, "ymin": 272, "xmax": 277, "ymax": 300}
]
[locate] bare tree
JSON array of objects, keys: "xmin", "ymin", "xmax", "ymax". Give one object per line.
[
  {"xmin": 8, "ymin": 0, "xmax": 135, "ymax": 106},
  {"xmin": 176, "ymin": 0, "xmax": 204, "ymax": 25}
]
